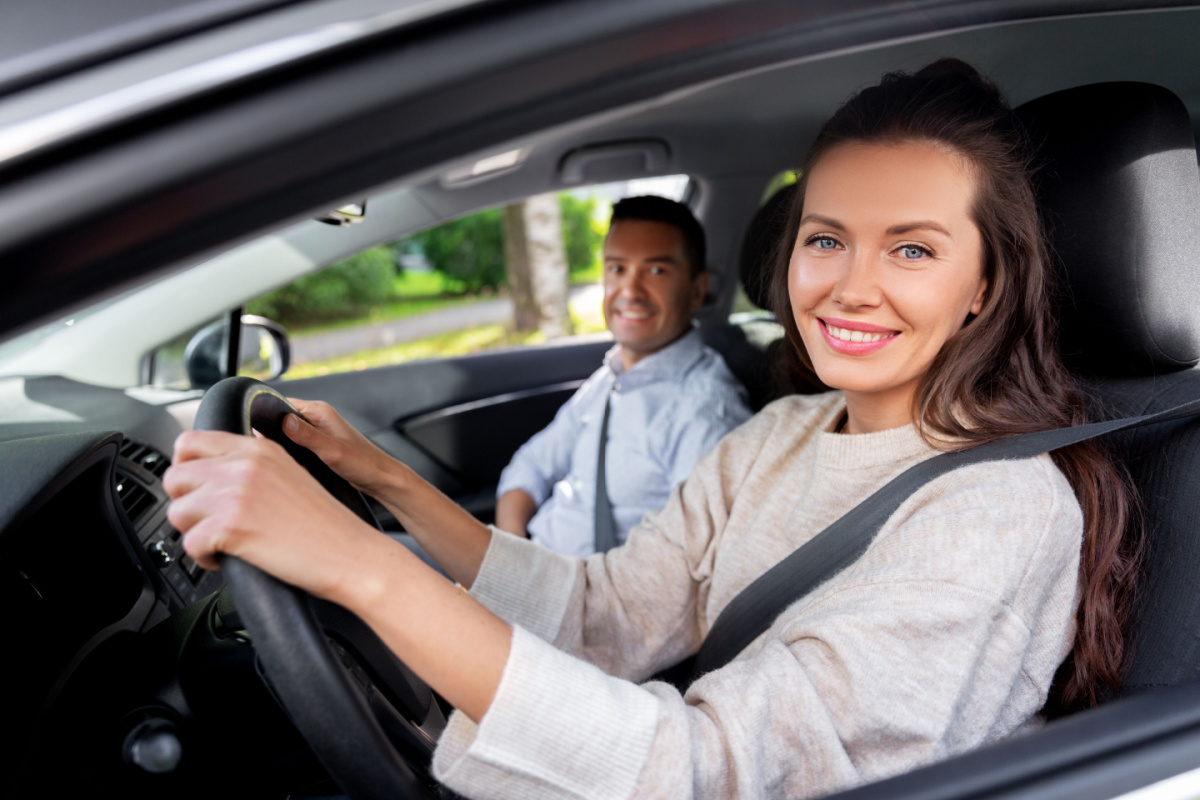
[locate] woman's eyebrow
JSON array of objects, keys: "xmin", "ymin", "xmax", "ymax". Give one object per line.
[
  {"xmin": 886, "ymin": 221, "xmax": 952, "ymax": 237},
  {"xmin": 799, "ymin": 214, "xmax": 846, "ymax": 230}
]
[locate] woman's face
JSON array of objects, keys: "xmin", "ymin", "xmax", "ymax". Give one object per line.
[{"xmin": 789, "ymin": 140, "xmax": 988, "ymax": 424}]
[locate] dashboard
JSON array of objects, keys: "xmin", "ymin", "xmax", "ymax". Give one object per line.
[
  {"xmin": 0, "ymin": 376, "xmax": 299, "ymax": 797},
  {"xmin": 0, "ymin": 374, "xmax": 442, "ymax": 798}
]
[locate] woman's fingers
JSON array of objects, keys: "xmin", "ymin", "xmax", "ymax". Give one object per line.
[
  {"xmin": 283, "ymin": 411, "xmax": 347, "ymax": 470},
  {"xmin": 165, "ymin": 429, "xmax": 380, "ymax": 598},
  {"xmin": 282, "ymin": 411, "xmax": 321, "ymax": 447},
  {"xmin": 175, "ymin": 513, "xmax": 229, "ymax": 571},
  {"xmin": 287, "ymin": 398, "xmax": 338, "ymax": 431},
  {"xmin": 172, "ymin": 429, "xmax": 253, "ymax": 464},
  {"xmin": 282, "ymin": 398, "xmax": 389, "ymax": 494}
]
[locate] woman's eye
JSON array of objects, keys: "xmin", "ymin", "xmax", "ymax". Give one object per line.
[
  {"xmin": 808, "ymin": 236, "xmax": 839, "ymax": 250},
  {"xmin": 896, "ymin": 245, "xmax": 931, "ymax": 260}
]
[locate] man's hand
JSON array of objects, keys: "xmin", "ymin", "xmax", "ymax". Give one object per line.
[{"xmin": 494, "ymin": 489, "xmax": 538, "ymax": 538}]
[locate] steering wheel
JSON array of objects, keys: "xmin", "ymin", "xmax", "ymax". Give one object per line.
[{"xmin": 193, "ymin": 376, "xmax": 438, "ymax": 800}]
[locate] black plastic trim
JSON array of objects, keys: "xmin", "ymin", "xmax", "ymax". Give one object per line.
[
  {"xmin": 828, "ymin": 681, "xmax": 1200, "ymax": 800},
  {"xmin": 395, "ymin": 379, "xmax": 585, "ymax": 429}
]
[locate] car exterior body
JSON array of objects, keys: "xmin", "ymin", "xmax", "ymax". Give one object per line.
[{"xmin": 3, "ymin": 1, "xmax": 1200, "ymax": 798}]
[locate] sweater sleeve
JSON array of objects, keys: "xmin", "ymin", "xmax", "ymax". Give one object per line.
[{"xmin": 435, "ymin": 456, "xmax": 1083, "ymax": 800}]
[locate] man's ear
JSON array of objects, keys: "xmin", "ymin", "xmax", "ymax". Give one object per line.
[{"xmin": 689, "ymin": 271, "xmax": 711, "ymax": 313}]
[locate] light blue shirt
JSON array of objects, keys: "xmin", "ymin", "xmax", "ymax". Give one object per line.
[{"xmin": 496, "ymin": 327, "xmax": 752, "ymax": 557}]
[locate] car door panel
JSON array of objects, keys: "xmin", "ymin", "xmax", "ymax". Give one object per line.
[
  {"xmin": 275, "ymin": 336, "xmax": 610, "ymax": 521},
  {"xmin": 397, "ymin": 380, "xmax": 585, "ymax": 489}
]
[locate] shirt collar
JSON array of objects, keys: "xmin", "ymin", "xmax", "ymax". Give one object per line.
[{"xmin": 603, "ymin": 324, "xmax": 704, "ymax": 390}]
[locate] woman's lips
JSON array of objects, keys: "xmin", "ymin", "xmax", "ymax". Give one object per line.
[{"xmin": 817, "ymin": 318, "xmax": 899, "ymax": 354}]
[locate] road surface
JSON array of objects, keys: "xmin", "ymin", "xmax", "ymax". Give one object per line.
[{"xmin": 290, "ymin": 283, "xmax": 605, "ymax": 363}]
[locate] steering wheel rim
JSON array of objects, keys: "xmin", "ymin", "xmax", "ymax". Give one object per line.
[{"xmin": 194, "ymin": 376, "xmax": 431, "ymax": 800}]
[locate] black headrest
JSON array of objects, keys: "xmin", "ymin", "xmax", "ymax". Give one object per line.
[
  {"xmin": 739, "ymin": 183, "xmax": 797, "ymax": 310},
  {"xmin": 1018, "ymin": 83, "xmax": 1200, "ymax": 377}
]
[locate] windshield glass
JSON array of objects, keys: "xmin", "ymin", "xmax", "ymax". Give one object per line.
[{"xmin": 0, "ymin": 294, "xmax": 129, "ymax": 372}]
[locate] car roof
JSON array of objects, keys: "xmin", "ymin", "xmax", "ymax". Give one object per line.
[
  {"xmin": 0, "ymin": 0, "xmax": 310, "ymax": 96},
  {"xmin": 1, "ymin": 0, "xmax": 1197, "ymax": 345}
]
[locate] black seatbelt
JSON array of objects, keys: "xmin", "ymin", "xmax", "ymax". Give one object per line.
[
  {"xmin": 593, "ymin": 391, "xmax": 617, "ymax": 554},
  {"xmin": 665, "ymin": 396, "xmax": 1200, "ymax": 688}
]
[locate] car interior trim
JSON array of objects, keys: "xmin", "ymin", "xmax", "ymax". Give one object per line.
[
  {"xmin": 3, "ymin": 3, "xmax": 1198, "ymax": 343},
  {"xmin": 0, "ymin": 0, "xmax": 488, "ymax": 170},
  {"xmin": 395, "ymin": 379, "xmax": 588, "ymax": 430}
]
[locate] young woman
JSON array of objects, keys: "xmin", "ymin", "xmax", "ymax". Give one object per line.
[{"xmin": 164, "ymin": 60, "xmax": 1139, "ymax": 799}]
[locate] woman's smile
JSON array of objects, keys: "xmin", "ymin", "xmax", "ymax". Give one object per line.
[{"xmin": 817, "ymin": 317, "xmax": 900, "ymax": 353}]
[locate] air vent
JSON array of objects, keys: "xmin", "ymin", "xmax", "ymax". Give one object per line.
[
  {"xmin": 114, "ymin": 473, "xmax": 155, "ymax": 523},
  {"xmin": 119, "ymin": 438, "xmax": 170, "ymax": 477},
  {"xmin": 114, "ymin": 438, "xmax": 172, "ymax": 526}
]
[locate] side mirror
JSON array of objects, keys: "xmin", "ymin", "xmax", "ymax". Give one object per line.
[{"xmin": 185, "ymin": 315, "xmax": 291, "ymax": 390}]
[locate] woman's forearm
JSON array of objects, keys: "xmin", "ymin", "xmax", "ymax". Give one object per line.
[
  {"xmin": 275, "ymin": 404, "xmax": 495, "ymax": 587},
  {"xmin": 494, "ymin": 489, "xmax": 537, "ymax": 537},
  {"xmin": 169, "ymin": 429, "xmax": 510, "ymax": 723},
  {"xmin": 373, "ymin": 461, "xmax": 493, "ymax": 588},
  {"xmin": 333, "ymin": 533, "xmax": 511, "ymax": 722}
]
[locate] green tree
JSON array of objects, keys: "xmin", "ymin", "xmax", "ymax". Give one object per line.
[
  {"xmin": 247, "ymin": 246, "xmax": 394, "ymax": 323},
  {"xmin": 405, "ymin": 208, "xmax": 506, "ymax": 293},
  {"xmin": 559, "ymin": 193, "xmax": 605, "ymax": 275},
  {"xmin": 247, "ymin": 193, "xmax": 605, "ymax": 328}
]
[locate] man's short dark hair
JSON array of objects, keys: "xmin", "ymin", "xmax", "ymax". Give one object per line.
[{"xmin": 609, "ymin": 195, "xmax": 706, "ymax": 276}]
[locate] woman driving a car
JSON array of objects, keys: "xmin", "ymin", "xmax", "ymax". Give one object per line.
[{"xmin": 163, "ymin": 59, "xmax": 1139, "ymax": 799}]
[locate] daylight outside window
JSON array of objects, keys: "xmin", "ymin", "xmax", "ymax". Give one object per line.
[{"xmin": 174, "ymin": 175, "xmax": 695, "ymax": 385}]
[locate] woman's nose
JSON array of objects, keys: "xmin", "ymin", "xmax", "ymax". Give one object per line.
[{"xmin": 831, "ymin": 252, "xmax": 882, "ymax": 308}]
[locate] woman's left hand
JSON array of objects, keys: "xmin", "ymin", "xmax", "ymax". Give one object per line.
[{"xmin": 163, "ymin": 429, "xmax": 388, "ymax": 606}]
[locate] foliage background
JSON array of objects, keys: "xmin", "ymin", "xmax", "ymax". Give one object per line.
[{"xmin": 247, "ymin": 193, "xmax": 605, "ymax": 327}]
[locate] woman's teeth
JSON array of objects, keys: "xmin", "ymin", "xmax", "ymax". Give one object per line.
[{"xmin": 825, "ymin": 323, "xmax": 896, "ymax": 343}]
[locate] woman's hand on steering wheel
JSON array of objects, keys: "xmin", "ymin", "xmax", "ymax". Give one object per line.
[
  {"xmin": 164, "ymin": 429, "xmax": 389, "ymax": 608},
  {"xmin": 283, "ymin": 398, "xmax": 401, "ymax": 498}
]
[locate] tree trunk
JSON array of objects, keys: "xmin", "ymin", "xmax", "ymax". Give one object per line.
[
  {"xmin": 523, "ymin": 192, "xmax": 573, "ymax": 338},
  {"xmin": 504, "ymin": 202, "xmax": 538, "ymax": 332}
]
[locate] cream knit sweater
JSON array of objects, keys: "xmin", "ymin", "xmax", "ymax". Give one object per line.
[{"xmin": 432, "ymin": 392, "xmax": 1083, "ymax": 799}]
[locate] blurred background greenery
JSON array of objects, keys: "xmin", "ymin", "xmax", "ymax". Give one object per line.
[{"xmin": 247, "ymin": 192, "xmax": 604, "ymax": 331}]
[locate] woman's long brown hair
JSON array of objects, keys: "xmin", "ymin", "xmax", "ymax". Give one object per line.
[{"xmin": 769, "ymin": 59, "xmax": 1142, "ymax": 712}]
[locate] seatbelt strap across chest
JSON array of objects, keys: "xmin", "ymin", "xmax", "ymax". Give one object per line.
[
  {"xmin": 674, "ymin": 396, "xmax": 1200, "ymax": 686},
  {"xmin": 593, "ymin": 390, "xmax": 617, "ymax": 554}
]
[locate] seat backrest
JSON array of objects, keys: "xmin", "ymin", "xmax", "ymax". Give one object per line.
[
  {"xmin": 702, "ymin": 181, "xmax": 831, "ymax": 410},
  {"xmin": 1018, "ymin": 83, "xmax": 1200, "ymax": 696}
]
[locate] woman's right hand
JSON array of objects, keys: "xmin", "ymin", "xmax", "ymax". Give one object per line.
[{"xmin": 282, "ymin": 398, "xmax": 399, "ymax": 496}]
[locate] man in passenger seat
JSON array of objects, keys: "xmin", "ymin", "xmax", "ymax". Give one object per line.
[{"xmin": 493, "ymin": 196, "xmax": 752, "ymax": 557}]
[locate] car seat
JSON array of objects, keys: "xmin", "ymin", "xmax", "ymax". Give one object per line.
[
  {"xmin": 700, "ymin": 181, "xmax": 823, "ymax": 409},
  {"xmin": 1017, "ymin": 81, "xmax": 1200, "ymax": 698}
]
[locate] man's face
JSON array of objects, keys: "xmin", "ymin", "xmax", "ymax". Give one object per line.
[{"xmin": 602, "ymin": 219, "xmax": 709, "ymax": 368}]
